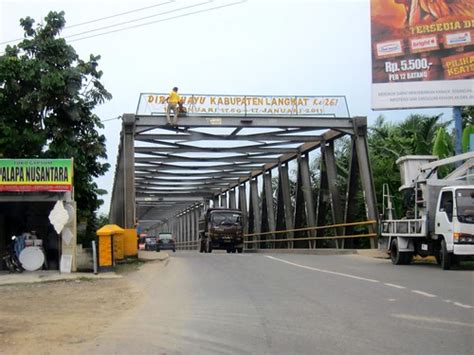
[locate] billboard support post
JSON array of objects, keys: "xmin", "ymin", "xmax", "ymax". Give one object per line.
[{"xmin": 454, "ymin": 106, "xmax": 463, "ymax": 156}]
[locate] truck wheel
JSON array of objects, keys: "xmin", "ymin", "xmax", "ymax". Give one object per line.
[
  {"xmin": 226, "ymin": 248, "xmax": 231, "ymax": 253},
  {"xmin": 232, "ymin": 248, "xmax": 236, "ymax": 253},
  {"xmin": 390, "ymin": 239, "xmax": 411, "ymax": 265},
  {"xmin": 237, "ymin": 248, "xmax": 243, "ymax": 253},
  {"xmin": 440, "ymin": 239, "xmax": 451, "ymax": 270}
]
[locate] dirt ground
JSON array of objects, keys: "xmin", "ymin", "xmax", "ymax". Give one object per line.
[{"xmin": 0, "ymin": 277, "xmax": 141, "ymax": 355}]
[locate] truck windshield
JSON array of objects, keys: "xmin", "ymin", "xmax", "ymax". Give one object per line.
[
  {"xmin": 456, "ymin": 189, "xmax": 474, "ymax": 224},
  {"xmin": 211, "ymin": 213, "xmax": 241, "ymax": 226}
]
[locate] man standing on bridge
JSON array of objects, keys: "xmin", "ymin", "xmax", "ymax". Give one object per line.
[{"xmin": 165, "ymin": 87, "xmax": 180, "ymax": 125}]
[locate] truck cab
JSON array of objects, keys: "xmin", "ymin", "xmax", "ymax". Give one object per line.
[{"xmin": 435, "ymin": 186, "xmax": 474, "ymax": 268}]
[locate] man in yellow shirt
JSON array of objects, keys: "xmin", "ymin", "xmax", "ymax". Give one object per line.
[{"xmin": 165, "ymin": 87, "xmax": 180, "ymax": 125}]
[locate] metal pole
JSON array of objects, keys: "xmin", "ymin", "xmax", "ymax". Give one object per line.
[
  {"xmin": 92, "ymin": 240, "xmax": 98, "ymax": 275},
  {"xmin": 454, "ymin": 107, "xmax": 462, "ymax": 156}
]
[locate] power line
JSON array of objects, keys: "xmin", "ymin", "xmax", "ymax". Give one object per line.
[
  {"xmin": 67, "ymin": 0, "xmax": 174, "ymax": 29},
  {"xmin": 68, "ymin": 1, "xmax": 246, "ymax": 43},
  {"xmin": 66, "ymin": 0, "xmax": 211, "ymax": 40},
  {"xmin": 0, "ymin": 0, "xmax": 174, "ymax": 45},
  {"xmin": 101, "ymin": 115, "xmax": 122, "ymax": 123},
  {"xmin": 0, "ymin": 0, "xmax": 246, "ymax": 53}
]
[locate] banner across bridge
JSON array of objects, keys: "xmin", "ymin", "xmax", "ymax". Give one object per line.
[{"xmin": 137, "ymin": 93, "xmax": 350, "ymax": 117}]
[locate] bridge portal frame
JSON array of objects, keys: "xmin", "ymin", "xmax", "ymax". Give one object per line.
[{"xmin": 109, "ymin": 113, "xmax": 378, "ymax": 249}]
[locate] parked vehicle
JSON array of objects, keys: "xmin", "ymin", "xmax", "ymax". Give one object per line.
[
  {"xmin": 199, "ymin": 208, "xmax": 243, "ymax": 253},
  {"xmin": 156, "ymin": 233, "xmax": 176, "ymax": 252},
  {"xmin": 1, "ymin": 236, "xmax": 24, "ymax": 273},
  {"xmin": 380, "ymin": 153, "xmax": 474, "ymax": 270}
]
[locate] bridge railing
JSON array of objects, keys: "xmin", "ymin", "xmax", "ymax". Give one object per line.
[
  {"xmin": 243, "ymin": 220, "xmax": 377, "ymax": 249},
  {"xmin": 175, "ymin": 240, "xmax": 200, "ymax": 250},
  {"xmin": 174, "ymin": 220, "xmax": 377, "ymax": 251}
]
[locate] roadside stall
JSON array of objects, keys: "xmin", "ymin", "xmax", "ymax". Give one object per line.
[{"xmin": 0, "ymin": 159, "xmax": 77, "ymax": 273}]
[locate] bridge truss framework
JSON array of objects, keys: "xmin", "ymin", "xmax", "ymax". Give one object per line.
[{"xmin": 109, "ymin": 112, "xmax": 378, "ymax": 249}]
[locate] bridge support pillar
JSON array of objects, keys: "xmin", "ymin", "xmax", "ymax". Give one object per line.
[
  {"xmin": 277, "ymin": 163, "xmax": 294, "ymax": 248},
  {"xmin": 353, "ymin": 117, "xmax": 378, "ymax": 248},
  {"xmin": 323, "ymin": 141, "xmax": 344, "ymax": 248},
  {"xmin": 262, "ymin": 171, "xmax": 276, "ymax": 248},
  {"xmin": 122, "ymin": 114, "xmax": 136, "ymax": 228},
  {"xmin": 179, "ymin": 215, "xmax": 184, "ymax": 246},
  {"xmin": 186, "ymin": 211, "xmax": 191, "ymax": 250},
  {"xmin": 239, "ymin": 183, "xmax": 248, "ymax": 236},
  {"xmin": 221, "ymin": 193, "xmax": 227, "ymax": 208},
  {"xmin": 228, "ymin": 189, "xmax": 237, "ymax": 209},
  {"xmin": 299, "ymin": 153, "xmax": 316, "ymax": 248},
  {"xmin": 249, "ymin": 178, "xmax": 261, "ymax": 248},
  {"xmin": 193, "ymin": 207, "xmax": 200, "ymax": 248}
]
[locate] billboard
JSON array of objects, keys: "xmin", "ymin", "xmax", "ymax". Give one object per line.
[
  {"xmin": 0, "ymin": 159, "xmax": 73, "ymax": 192},
  {"xmin": 371, "ymin": 0, "xmax": 474, "ymax": 109},
  {"xmin": 137, "ymin": 94, "xmax": 350, "ymax": 117}
]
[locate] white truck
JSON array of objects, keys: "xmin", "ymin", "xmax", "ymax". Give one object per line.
[{"xmin": 380, "ymin": 152, "xmax": 474, "ymax": 270}]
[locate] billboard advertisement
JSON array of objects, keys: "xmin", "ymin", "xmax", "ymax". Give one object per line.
[
  {"xmin": 371, "ymin": 0, "xmax": 474, "ymax": 109},
  {"xmin": 137, "ymin": 94, "xmax": 350, "ymax": 118},
  {"xmin": 0, "ymin": 159, "xmax": 73, "ymax": 192}
]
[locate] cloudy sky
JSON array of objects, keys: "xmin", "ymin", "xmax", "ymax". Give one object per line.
[{"xmin": 1, "ymin": 0, "xmax": 452, "ymax": 213}]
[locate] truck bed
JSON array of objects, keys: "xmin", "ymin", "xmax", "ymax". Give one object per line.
[{"xmin": 380, "ymin": 217, "xmax": 427, "ymax": 238}]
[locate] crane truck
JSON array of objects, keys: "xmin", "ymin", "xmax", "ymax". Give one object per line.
[{"xmin": 380, "ymin": 152, "xmax": 474, "ymax": 270}]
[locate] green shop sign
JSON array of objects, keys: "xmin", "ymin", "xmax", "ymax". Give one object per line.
[{"xmin": 0, "ymin": 159, "xmax": 73, "ymax": 192}]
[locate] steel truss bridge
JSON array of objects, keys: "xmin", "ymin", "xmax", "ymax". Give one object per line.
[{"xmin": 109, "ymin": 94, "xmax": 378, "ymax": 249}]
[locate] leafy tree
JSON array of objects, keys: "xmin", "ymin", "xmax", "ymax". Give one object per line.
[
  {"xmin": 461, "ymin": 106, "xmax": 473, "ymax": 153},
  {"xmin": 461, "ymin": 106, "xmax": 473, "ymax": 129},
  {"xmin": 0, "ymin": 11, "xmax": 111, "ymax": 230},
  {"xmin": 462, "ymin": 124, "xmax": 474, "ymax": 153},
  {"xmin": 396, "ymin": 113, "xmax": 450, "ymax": 155},
  {"xmin": 369, "ymin": 113, "xmax": 455, "ymax": 218}
]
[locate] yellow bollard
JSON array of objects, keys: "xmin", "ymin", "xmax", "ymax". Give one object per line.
[
  {"xmin": 123, "ymin": 229, "xmax": 138, "ymax": 257},
  {"xmin": 96, "ymin": 224, "xmax": 125, "ymax": 271},
  {"xmin": 113, "ymin": 232, "xmax": 124, "ymax": 260}
]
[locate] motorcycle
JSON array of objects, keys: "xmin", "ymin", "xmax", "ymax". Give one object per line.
[{"xmin": 1, "ymin": 236, "xmax": 24, "ymax": 273}]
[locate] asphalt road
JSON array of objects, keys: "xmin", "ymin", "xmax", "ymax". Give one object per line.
[{"xmin": 79, "ymin": 251, "xmax": 473, "ymax": 355}]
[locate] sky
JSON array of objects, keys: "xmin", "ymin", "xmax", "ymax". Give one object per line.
[{"xmin": 0, "ymin": 0, "xmax": 454, "ymax": 214}]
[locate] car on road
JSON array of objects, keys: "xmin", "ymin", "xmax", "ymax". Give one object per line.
[{"xmin": 156, "ymin": 233, "xmax": 176, "ymax": 252}]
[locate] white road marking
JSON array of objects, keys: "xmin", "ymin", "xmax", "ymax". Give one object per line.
[
  {"xmin": 411, "ymin": 290, "xmax": 437, "ymax": 298},
  {"xmin": 265, "ymin": 255, "xmax": 379, "ymax": 283},
  {"xmin": 387, "ymin": 298, "xmax": 397, "ymax": 302},
  {"xmin": 391, "ymin": 314, "xmax": 474, "ymax": 327},
  {"xmin": 264, "ymin": 255, "xmax": 474, "ymax": 310},
  {"xmin": 384, "ymin": 283, "xmax": 406, "ymax": 289},
  {"xmin": 453, "ymin": 302, "xmax": 474, "ymax": 309}
]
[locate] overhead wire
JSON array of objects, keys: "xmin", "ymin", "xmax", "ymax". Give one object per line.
[
  {"xmin": 1, "ymin": 0, "xmax": 245, "ymax": 46},
  {"xmin": 100, "ymin": 115, "xmax": 122, "ymax": 123},
  {"xmin": 65, "ymin": 0, "xmax": 212, "ymax": 40},
  {"xmin": 68, "ymin": 1, "xmax": 246, "ymax": 43},
  {"xmin": 69, "ymin": 1, "xmax": 245, "ymax": 43},
  {"xmin": 0, "ymin": 0, "xmax": 174, "ymax": 45}
]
